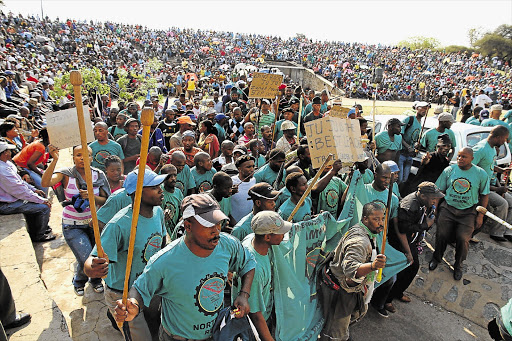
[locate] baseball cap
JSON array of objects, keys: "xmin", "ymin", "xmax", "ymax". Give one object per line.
[
  {"xmin": 248, "ymin": 182, "xmax": 280, "ymax": 201},
  {"xmin": 182, "ymin": 130, "xmax": 195, "ymax": 138},
  {"xmin": 281, "ymin": 107, "xmax": 293, "ymax": 114},
  {"xmin": 251, "ymin": 211, "xmax": 292, "ymax": 235},
  {"xmin": 215, "ymin": 114, "xmax": 227, "ymax": 121},
  {"xmin": 480, "ymin": 109, "xmax": 490, "ymax": 119},
  {"xmin": 387, "ymin": 118, "xmax": 405, "ymax": 126},
  {"xmin": 312, "ymin": 96, "xmax": 321, "ymax": 104},
  {"xmin": 233, "ymin": 145, "xmax": 247, "ymax": 156},
  {"xmin": 434, "ymin": 106, "xmax": 444, "ymax": 114},
  {"xmin": 491, "ymin": 104, "xmax": 503, "ymax": 112},
  {"xmin": 225, "ymin": 84, "xmax": 233, "ymax": 90},
  {"xmin": 278, "ymin": 84, "xmax": 287, "ymax": 90},
  {"xmin": 415, "ymin": 101, "xmax": 429, "ymax": 108},
  {"xmin": 181, "ymin": 194, "xmax": 228, "ymax": 227},
  {"xmin": 235, "ymin": 154, "xmax": 255, "ymax": 168},
  {"xmin": 382, "ymin": 160, "xmax": 399, "ymax": 173},
  {"xmin": 123, "ymin": 169, "xmax": 169, "ymax": 195},
  {"xmin": 124, "ymin": 118, "xmax": 140, "ymax": 127},
  {"xmin": 288, "ymin": 97, "xmax": 300, "ymax": 106},
  {"xmin": 348, "ymin": 108, "xmax": 356, "ymax": 117},
  {"xmin": 418, "ymin": 182, "xmax": 445, "ymax": 198},
  {"xmin": 281, "ymin": 120, "xmax": 295, "ymax": 131},
  {"xmin": 177, "ymin": 116, "xmax": 196, "ymax": 125},
  {"xmin": 438, "ymin": 113, "xmax": 455, "ymax": 122},
  {"xmin": 0, "ymin": 141, "xmax": 16, "ymax": 154}
]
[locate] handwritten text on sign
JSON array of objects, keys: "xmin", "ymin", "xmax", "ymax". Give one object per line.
[
  {"xmin": 304, "ymin": 117, "xmax": 366, "ymax": 169},
  {"xmin": 46, "ymin": 106, "xmax": 94, "ymax": 149},
  {"xmin": 248, "ymin": 72, "xmax": 283, "ymax": 99}
]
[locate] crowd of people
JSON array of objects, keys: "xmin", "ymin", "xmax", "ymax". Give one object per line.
[{"xmin": 2, "ymin": 9, "xmax": 512, "ymax": 341}]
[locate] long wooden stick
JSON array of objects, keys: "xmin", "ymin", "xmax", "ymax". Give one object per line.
[
  {"xmin": 297, "ymin": 97, "xmax": 303, "ymax": 144},
  {"xmin": 118, "ymin": 107, "xmax": 154, "ymax": 330},
  {"xmin": 416, "ymin": 108, "xmax": 429, "ymax": 152},
  {"xmin": 376, "ymin": 177, "xmax": 395, "ymax": 282},
  {"xmin": 270, "ymin": 95, "xmax": 280, "ymax": 143},
  {"xmin": 287, "ymin": 154, "xmax": 333, "ymax": 222},
  {"xmin": 70, "ymin": 71, "xmax": 106, "ymax": 261}
]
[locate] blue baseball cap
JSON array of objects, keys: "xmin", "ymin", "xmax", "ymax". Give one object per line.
[
  {"xmin": 215, "ymin": 114, "xmax": 227, "ymax": 121},
  {"xmin": 348, "ymin": 108, "xmax": 356, "ymax": 116},
  {"xmin": 123, "ymin": 169, "xmax": 169, "ymax": 195},
  {"xmin": 225, "ymin": 84, "xmax": 233, "ymax": 90}
]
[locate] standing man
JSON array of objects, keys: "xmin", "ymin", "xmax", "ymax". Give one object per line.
[
  {"xmin": 399, "ymin": 102, "xmax": 428, "ymax": 184},
  {"xmin": 430, "ymin": 147, "xmax": 490, "ymax": 280},
  {"xmin": 114, "ymin": 194, "xmax": 256, "ymax": 341},
  {"xmin": 254, "ymin": 149, "xmax": 287, "ymax": 189},
  {"xmin": 231, "ymin": 155, "xmax": 257, "ymax": 223},
  {"xmin": 420, "ymin": 113, "xmax": 456, "ymax": 154},
  {"xmin": 318, "ymin": 202, "xmax": 387, "ymax": 341},
  {"xmin": 275, "ymin": 121, "xmax": 298, "ymax": 154},
  {"xmin": 375, "ymin": 118, "xmax": 403, "ymax": 164},
  {"xmin": 157, "ymin": 108, "xmax": 177, "ymax": 152},
  {"xmin": 303, "ymin": 96, "xmax": 323, "ymax": 123},
  {"xmin": 169, "ymin": 116, "xmax": 196, "ymax": 149},
  {"xmin": 278, "ymin": 172, "xmax": 313, "ymax": 223},
  {"xmin": 89, "ymin": 122, "xmax": 124, "ymax": 172},
  {"xmin": 116, "ymin": 118, "xmax": 141, "ymax": 174},
  {"xmin": 448, "ymin": 91, "xmax": 461, "ymax": 120}
]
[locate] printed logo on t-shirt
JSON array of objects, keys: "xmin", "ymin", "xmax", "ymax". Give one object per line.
[
  {"xmin": 325, "ymin": 189, "xmax": 339, "ymax": 208},
  {"xmin": 198, "ymin": 180, "xmax": 212, "ymax": 193},
  {"xmin": 94, "ymin": 150, "xmax": 112, "ymax": 166},
  {"xmin": 164, "ymin": 202, "xmax": 178, "ymax": 231},
  {"xmin": 452, "ymin": 177, "xmax": 471, "ymax": 194},
  {"xmin": 142, "ymin": 232, "xmax": 163, "ymax": 263},
  {"xmin": 194, "ymin": 272, "xmax": 226, "ymax": 316},
  {"xmin": 175, "ymin": 180, "xmax": 185, "ymax": 195}
]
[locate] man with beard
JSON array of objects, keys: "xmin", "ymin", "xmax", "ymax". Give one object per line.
[
  {"xmin": 293, "ymin": 143, "xmax": 315, "ymax": 180},
  {"xmin": 224, "ymin": 91, "xmax": 247, "ymax": 115}
]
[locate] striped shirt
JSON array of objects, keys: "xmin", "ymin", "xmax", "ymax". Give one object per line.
[{"xmin": 62, "ymin": 173, "xmax": 100, "ymax": 223}]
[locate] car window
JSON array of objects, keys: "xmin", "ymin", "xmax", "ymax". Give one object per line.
[
  {"xmin": 498, "ymin": 145, "xmax": 507, "ymax": 159},
  {"xmin": 466, "ymin": 132, "xmax": 489, "ymax": 148}
]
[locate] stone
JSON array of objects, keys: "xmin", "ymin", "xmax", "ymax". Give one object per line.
[
  {"xmin": 481, "ymin": 264, "xmax": 499, "ymax": 280},
  {"xmin": 484, "ymin": 246, "xmax": 512, "ymax": 268},
  {"xmin": 444, "ymin": 286, "xmax": 458, "ymax": 302},
  {"xmin": 459, "ymin": 290, "xmax": 481, "ymax": 309},
  {"xmin": 483, "ymin": 302, "xmax": 500, "ymax": 320},
  {"xmin": 429, "ymin": 279, "xmax": 443, "ymax": 294},
  {"xmin": 415, "ymin": 277, "xmax": 425, "ymax": 288},
  {"xmin": 500, "ymin": 270, "xmax": 512, "ymax": 285},
  {"xmin": 482, "ymin": 283, "xmax": 492, "ymax": 291},
  {"xmin": 502, "ymin": 286, "xmax": 511, "ymax": 301},
  {"xmin": 420, "ymin": 266, "xmax": 429, "ymax": 274}
]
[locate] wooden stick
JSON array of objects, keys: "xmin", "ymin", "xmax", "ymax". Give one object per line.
[
  {"xmin": 376, "ymin": 177, "xmax": 395, "ymax": 282},
  {"xmin": 270, "ymin": 95, "xmax": 280, "ymax": 143},
  {"xmin": 69, "ymin": 71, "xmax": 106, "ymax": 261},
  {"xmin": 118, "ymin": 107, "xmax": 154, "ymax": 330},
  {"xmin": 415, "ymin": 108, "xmax": 429, "ymax": 152},
  {"xmin": 287, "ymin": 154, "xmax": 333, "ymax": 222},
  {"xmin": 477, "ymin": 205, "xmax": 512, "ymax": 230},
  {"xmin": 372, "ymin": 91, "xmax": 377, "ymax": 155},
  {"xmin": 296, "ymin": 97, "xmax": 303, "ymax": 144}
]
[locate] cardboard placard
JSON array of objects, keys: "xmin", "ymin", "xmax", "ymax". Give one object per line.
[
  {"xmin": 248, "ymin": 72, "xmax": 283, "ymax": 99},
  {"xmin": 328, "ymin": 105, "xmax": 350, "ymax": 119},
  {"xmin": 304, "ymin": 117, "xmax": 366, "ymax": 169},
  {"xmin": 46, "ymin": 106, "xmax": 94, "ymax": 149}
]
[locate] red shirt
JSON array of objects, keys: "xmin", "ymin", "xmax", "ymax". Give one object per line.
[{"xmin": 168, "ymin": 147, "xmax": 202, "ymax": 168}]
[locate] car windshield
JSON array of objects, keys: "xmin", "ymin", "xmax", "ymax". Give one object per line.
[{"xmin": 466, "ymin": 132, "xmax": 507, "ymax": 159}]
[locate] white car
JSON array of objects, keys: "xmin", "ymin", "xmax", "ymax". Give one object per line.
[{"xmin": 364, "ymin": 114, "xmax": 511, "ymax": 174}]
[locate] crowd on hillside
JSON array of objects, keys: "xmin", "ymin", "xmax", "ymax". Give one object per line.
[{"xmin": 2, "ymin": 9, "xmax": 512, "ymax": 341}]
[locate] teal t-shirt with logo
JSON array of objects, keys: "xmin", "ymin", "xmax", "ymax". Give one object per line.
[
  {"xmin": 89, "ymin": 140, "xmax": 125, "ymax": 171},
  {"xmin": 190, "ymin": 167, "xmax": 217, "ymax": 193},
  {"xmin": 133, "ymin": 233, "xmax": 256, "ymax": 340},
  {"xmin": 363, "ymin": 184, "xmax": 399, "ymax": 219},
  {"xmin": 254, "ymin": 164, "xmax": 286, "ymax": 189},
  {"xmin": 275, "ymin": 187, "xmax": 290, "ymax": 209},
  {"xmin": 435, "ymin": 164, "xmax": 490, "ymax": 209},
  {"xmin": 472, "ymin": 139, "xmax": 496, "ymax": 178},
  {"xmin": 315, "ymin": 176, "xmax": 347, "ymax": 216},
  {"xmin": 92, "ymin": 205, "xmax": 166, "ymax": 291},
  {"xmin": 96, "ymin": 188, "xmax": 131, "ymax": 224},
  {"xmin": 401, "ymin": 115, "xmax": 422, "ymax": 146},
  {"xmin": 176, "ymin": 165, "xmax": 196, "ymax": 197},
  {"xmin": 110, "ymin": 126, "xmax": 127, "ymax": 140},
  {"xmin": 420, "ymin": 128, "xmax": 457, "ymax": 152},
  {"xmin": 231, "ymin": 212, "xmax": 253, "ymax": 241},
  {"xmin": 374, "ymin": 131, "xmax": 402, "ymax": 155},
  {"xmin": 161, "ymin": 186, "xmax": 184, "ymax": 237},
  {"xmin": 278, "ymin": 196, "xmax": 312, "ymax": 223}
]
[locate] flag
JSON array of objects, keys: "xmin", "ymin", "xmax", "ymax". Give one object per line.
[
  {"xmin": 94, "ymin": 90, "xmax": 103, "ymax": 120},
  {"xmin": 162, "ymin": 96, "xmax": 169, "ymax": 113}
]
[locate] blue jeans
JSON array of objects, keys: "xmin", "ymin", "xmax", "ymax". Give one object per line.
[
  {"xmin": 398, "ymin": 154, "xmax": 413, "ymax": 183},
  {"xmin": 62, "ymin": 223, "xmax": 101, "ymax": 288},
  {"xmin": 23, "ymin": 168, "xmax": 48, "ymax": 195},
  {"xmin": 0, "ymin": 200, "xmax": 49, "ymax": 240}
]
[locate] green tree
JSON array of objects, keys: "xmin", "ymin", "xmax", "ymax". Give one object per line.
[
  {"xmin": 475, "ymin": 25, "xmax": 512, "ymax": 63},
  {"xmin": 468, "ymin": 27, "xmax": 483, "ymax": 47},
  {"xmin": 398, "ymin": 36, "xmax": 441, "ymax": 50},
  {"xmin": 443, "ymin": 45, "xmax": 472, "ymax": 54}
]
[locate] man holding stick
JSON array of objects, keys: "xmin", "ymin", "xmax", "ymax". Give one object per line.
[
  {"xmin": 114, "ymin": 194, "xmax": 256, "ymax": 341},
  {"xmin": 430, "ymin": 147, "xmax": 490, "ymax": 280}
]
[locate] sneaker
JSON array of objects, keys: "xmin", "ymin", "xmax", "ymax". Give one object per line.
[
  {"xmin": 33, "ymin": 233, "xmax": 56, "ymax": 242},
  {"xmin": 4, "ymin": 313, "xmax": 31, "ymax": 329},
  {"xmin": 74, "ymin": 286, "xmax": 85, "ymax": 296},
  {"xmin": 374, "ymin": 306, "xmax": 389, "ymax": 318},
  {"xmin": 93, "ymin": 283, "xmax": 104, "ymax": 293}
]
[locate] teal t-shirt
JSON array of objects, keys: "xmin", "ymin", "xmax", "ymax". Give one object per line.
[
  {"xmin": 231, "ymin": 212, "xmax": 253, "ymax": 241},
  {"xmin": 96, "ymin": 188, "xmax": 131, "ymax": 224},
  {"xmin": 316, "ymin": 176, "xmax": 347, "ymax": 217},
  {"xmin": 465, "ymin": 116, "xmax": 480, "ymax": 126},
  {"xmin": 133, "ymin": 233, "xmax": 256, "ymax": 340},
  {"xmin": 176, "ymin": 165, "xmax": 196, "ymax": 197},
  {"xmin": 275, "ymin": 187, "xmax": 290, "ymax": 209},
  {"xmin": 110, "ymin": 126, "xmax": 127, "ymax": 140},
  {"xmin": 472, "ymin": 139, "xmax": 496, "ymax": 178},
  {"xmin": 254, "ymin": 164, "xmax": 286, "ymax": 189},
  {"xmin": 214, "ymin": 123, "xmax": 226, "ymax": 142},
  {"xmin": 254, "ymin": 154, "xmax": 266, "ymax": 169},
  {"xmin": 243, "ymin": 235, "xmax": 273, "ymax": 321},
  {"xmin": 504, "ymin": 110, "xmax": 512, "ymax": 125},
  {"xmin": 190, "ymin": 167, "xmax": 217, "ymax": 193},
  {"xmin": 435, "ymin": 164, "xmax": 490, "ymax": 209},
  {"xmin": 401, "ymin": 115, "xmax": 422, "ymax": 146},
  {"xmin": 420, "ymin": 128, "xmax": 457, "ymax": 152},
  {"xmin": 219, "ymin": 196, "xmax": 231, "ymax": 217},
  {"xmin": 501, "ymin": 298, "xmax": 512, "ymax": 335},
  {"xmin": 374, "ymin": 131, "xmax": 402, "ymax": 155},
  {"xmin": 481, "ymin": 118, "xmax": 512, "ymax": 151},
  {"xmin": 92, "ymin": 205, "xmax": 166, "ymax": 291},
  {"xmin": 89, "ymin": 140, "xmax": 125, "ymax": 171},
  {"xmin": 278, "ymin": 196, "xmax": 312, "ymax": 223},
  {"xmin": 275, "ymin": 120, "xmax": 302, "ymax": 141},
  {"xmin": 162, "ymin": 186, "xmax": 184, "ymax": 237},
  {"xmin": 363, "ymin": 184, "xmax": 399, "ymax": 219}
]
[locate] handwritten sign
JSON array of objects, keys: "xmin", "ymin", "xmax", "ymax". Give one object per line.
[
  {"xmin": 304, "ymin": 117, "xmax": 366, "ymax": 169},
  {"xmin": 248, "ymin": 72, "xmax": 283, "ymax": 99},
  {"xmin": 328, "ymin": 105, "xmax": 350, "ymax": 119},
  {"xmin": 46, "ymin": 106, "xmax": 94, "ymax": 149}
]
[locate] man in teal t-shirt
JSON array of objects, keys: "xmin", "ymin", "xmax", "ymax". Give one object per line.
[
  {"xmin": 431, "ymin": 147, "xmax": 490, "ymax": 280},
  {"xmin": 420, "ymin": 113, "xmax": 457, "ymax": 153},
  {"xmin": 160, "ymin": 164, "xmax": 184, "ymax": 237},
  {"xmin": 254, "ymin": 149, "xmax": 287, "ymax": 189},
  {"xmin": 170, "ymin": 151, "xmax": 196, "ymax": 196},
  {"xmin": 278, "ymin": 172, "xmax": 312, "ymax": 223},
  {"xmin": 399, "ymin": 102, "xmax": 427, "ymax": 183},
  {"xmin": 114, "ymin": 194, "xmax": 256, "ymax": 341},
  {"xmin": 89, "ymin": 122, "xmax": 125, "ymax": 171},
  {"xmin": 481, "ymin": 104, "xmax": 512, "ymax": 153},
  {"xmin": 190, "ymin": 152, "xmax": 217, "ymax": 193},
  {"xmin": 84, "ymin": 169, "xmax": 168, "ymax": 341},
  {"xmin": 374, "ymin": 118, "xmax": 403, "ymax": 163},
  {"xmin": 311, "ymin": 159, "xmax": 348, "ymax": 217}
]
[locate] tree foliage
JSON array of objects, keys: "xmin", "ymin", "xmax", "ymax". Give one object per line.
[
  {"xmin": 398, "ymin": 36, "xmax": 441, "ymax": 50},
  {"xmin": 443, "ymin": 45, "xmax": 473, "ymax": 54},
  {"xmin": 475, "ymin": 25, "xmax": 512, "ymax": 63}
]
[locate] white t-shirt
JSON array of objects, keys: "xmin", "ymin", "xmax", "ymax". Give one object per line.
[{"xmin": 230, "ymin": 175, "xmax": 256, "ymax": 222}]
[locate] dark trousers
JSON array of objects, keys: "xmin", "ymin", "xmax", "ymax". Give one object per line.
[
  {"xmin": 388, "ymin": 240, "xmax": 420, "ymax": 302},
  {"xmin": 0, "ymin": 200, "xmax": 50, "ymax": 241},
  {"xmin": 433, "ymin": 202, "xmax": 476, "ymax": 269},
  {"xmin": 0, "ymin": 266, "xmax": 16, "ymax": 333},
  {"xmin": 370, "ymin": 275, "xmax": 396, "ymax": 309}
]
